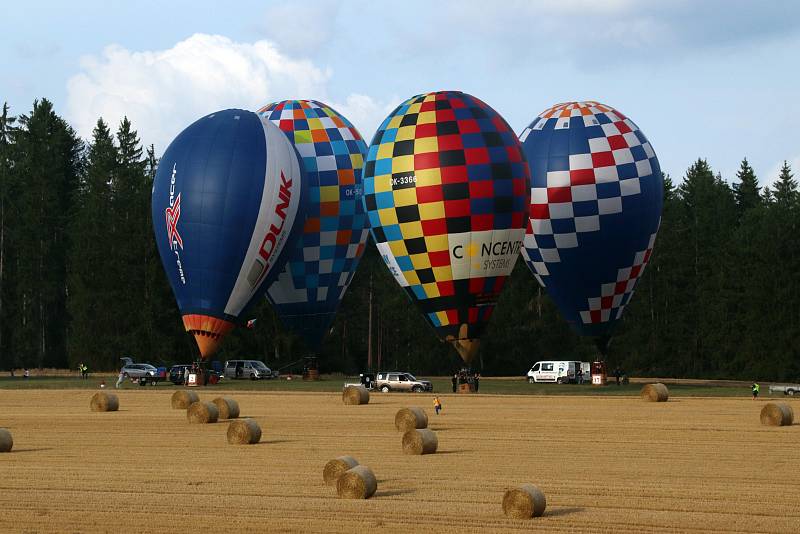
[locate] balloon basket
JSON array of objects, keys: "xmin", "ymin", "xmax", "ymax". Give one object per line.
[{"xmin": 458, "ymin": 383, "xmax": 476, "ymax": 394}]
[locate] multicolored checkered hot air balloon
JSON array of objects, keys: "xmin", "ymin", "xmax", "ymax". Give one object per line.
[
  {"xmin": 362, "ymin": 91, "xmax": 530, "ymax": 363},
  {"xmin": 519, "ymin": 101, "xmax": 663, "ymax": 348},
  {"xmin": 256, "ymin": 100, "xmax": 369, "ymax": 349},
  {"xmin": 152, "ymin": 109, "xmax": 308, "ymax": 359}
]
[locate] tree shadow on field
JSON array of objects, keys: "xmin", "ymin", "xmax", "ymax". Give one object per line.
[
  {"xmin": 9, "ymin": 448, "xmax": 53, "ymax": 453},
  {"xmin": 375, "ymin": 488, "xmax": 416, "ymax": 497},
  {"xmin": 256, "ymin": 439, "xmax": 299, "ymax": 445},
  {"xmin": 435, "ymin": 449, "xmax": 473, "ymax": 455},
  {"xmin": 545, "ymin": 507, "xmax": 584, "ymax": 517}
]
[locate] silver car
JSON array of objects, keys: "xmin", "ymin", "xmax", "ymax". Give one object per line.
[
  {"xmin": 121, "ymin": 363, "xmax": 158, "ymax": 380},
  {"xmin": 223, "ymin": 360, "xmax": 272, "ymax": 380}
]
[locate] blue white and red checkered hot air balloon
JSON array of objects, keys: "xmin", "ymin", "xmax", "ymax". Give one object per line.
[
  {"xmin": 519, "ymin": 101, "xmax": 662, "ymax": 345},
  {"xmin": 152, "ymin": 109, "xmax": 308, "ymax": 359}
]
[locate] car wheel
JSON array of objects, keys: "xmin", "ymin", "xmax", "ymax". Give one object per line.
[
  {"xmin": 528, "ymin": 377, "xmax": 534, "ymax": 383},
  {"xmin": 412, "ymin": 386, "xmax": 423, "ymax": 393},
  {"xmin": 381, "ymin": 385, "xmax": 390, "ymax": 393},
  {"xmin": 788, "ymin": 389, "xmax": 795, "ymax": 396},
  {"xmin": 556, "ymin": 377, "xmax": 564, "ymax": 384},
  {"xmin": 250, "ymin": 373, "xmax": 256, "ymax": 380}
]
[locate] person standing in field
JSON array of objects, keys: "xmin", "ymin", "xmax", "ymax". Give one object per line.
[
  {"xmin": 433, "ymin": 396, "xmax": 442, "ymax": 415},
  {"xmin": 474, "ymin": 372, "xmax": 480, "ymax": 392},
  {"xmin": 752, "ymin": 383, "xmax": 759, "ymax": 400},
  {"xmin": 116, "ymin": 368, "xmax": 125, "ymax": 389},
  {"xmin": 451, "ymin": 374, "xmax": 457, "ymax": 393}
]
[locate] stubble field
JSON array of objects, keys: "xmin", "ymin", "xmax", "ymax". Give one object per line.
[{"xmin": 0, "ymin": 389, "xmax": 797, "ymax": 533}]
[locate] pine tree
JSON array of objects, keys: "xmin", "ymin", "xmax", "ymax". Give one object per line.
[
  {"xmin": 0, "ymin": 103, "xmax": 17, "ymax": 370},
  {"xmin": 732, "ymin": 158, "xmax": 760, "ymax": 217},
  {"xmin": 14, "ymin": 99, "xmax": 82, "ymax": 368},
  {"xmin": 67, "ymin": 118, "xmax": 117, "ymax": 370},
  {"xmin": 773, "ymin": 161, "xmax": 798, "ymax": 208}
]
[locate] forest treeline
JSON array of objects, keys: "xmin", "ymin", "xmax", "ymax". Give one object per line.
[{"xmin": 0, "ymin": 100, "xmax": 798, "ymax": 380}]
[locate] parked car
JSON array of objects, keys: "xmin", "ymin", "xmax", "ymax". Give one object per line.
[
  {"xmin": 169, "ymin": 364, "xmax": 191, "ymax": 385},
  {"xmin": 374, "ymin": 372, "xmax": 433, "ymax": 393},
  {"xmin": 121, "ymin": 363, "xmax": 159, "ymax": 380},
  {"xmin": 527, "ymin": 361, "xmax": 590, "ymax": 384},
  {"xmin": 169, "ymin": 364, "xmax": 223, "ymax": 385},
  {"xmin": 768, "ymin": 383, "xmax": 800, "ymax": 396},
  {"xmin": 223, "ymin": 360, "xmax": 272, "ymax": 380}
]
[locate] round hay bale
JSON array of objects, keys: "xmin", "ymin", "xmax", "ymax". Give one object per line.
[
  {"xmin": 336, "ymin": 465, "xmax": 377, "ymax": 499},
  {"xmin": 0, "ymin": 428, "xmax": 12, "ymax": 453},
  {"xmin": 171, "ymin": 390, "xmax": 199, "ymax": 409},
  {"xmin": 760, "ymin": 403, "xmax": 794, "ymax": 426},
  {"xmin": 212, "ymin": 397, "xmax": 240, "ymax": 419},
  {"xmin": 502, "ymin": 484, "xmax": 547, "ymax": 519},
  {"xmin": 89, "ymin": 392, "xmax": 119, "ymax": 412},
  {"xmin": 402, "ymin": 428, "xmax": 438, "ymax": 455},
  {"xmin": 640, "ymin": 383, "xmax": 669, "ymax": 402},
  {"xmin": 323, "ymin": 456, "xmax": 359, "ymax": 485},
  {"xmin": 395, "ymin": 407, "xmax": 428, "ymax": 432},
  {"xmin": 227, "ymin": 418, "xmax": 261, "ymax": 444},
  {"xmin": 187, "ymin": 401, "xmax": 219, "ymax": 424},
  {"xmin": 342, "ymin": 385, "xmax": 369, "ymax": 405}
]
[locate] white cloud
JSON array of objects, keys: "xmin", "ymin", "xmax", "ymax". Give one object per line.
[
  {"xmin": 66, "ymin": 34, "xmax": 332, "ymax": 151},
  {"xmin": 255, "ymin": 0, "xmax": 341, "ymax": 57},
  {"xmin": 328, "ymin": 93, "xmax": 399, "ymax": 144}
]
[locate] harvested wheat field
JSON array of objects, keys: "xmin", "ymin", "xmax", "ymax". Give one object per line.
[{"xmin": 0, "ymin": 390, "xmax": 798, "ymax": 533}]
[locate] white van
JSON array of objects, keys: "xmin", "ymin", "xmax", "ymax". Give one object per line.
[{"xmin": 527, "ymin": 361, "xmax": 589, "ymax": 384}]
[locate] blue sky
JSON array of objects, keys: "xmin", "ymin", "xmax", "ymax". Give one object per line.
[{"xmin": 3, "ymin": 0, "xmax": 799, "ymax": 186}]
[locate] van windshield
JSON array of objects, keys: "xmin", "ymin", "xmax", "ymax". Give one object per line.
[{"xmin": 252, "ymin": 362, "xmax": 269, "ymax": 371}]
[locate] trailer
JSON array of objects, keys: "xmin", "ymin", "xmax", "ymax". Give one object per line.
[{"xmin": 768, "ymin": 384, "xmax": 800, "ymax": 396}]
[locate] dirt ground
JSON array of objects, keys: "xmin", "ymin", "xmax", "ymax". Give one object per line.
[{"xmin": 0, "ymin": 390, "xmax": 797, "ymax": 533}]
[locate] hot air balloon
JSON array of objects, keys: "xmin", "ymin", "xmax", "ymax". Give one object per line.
[
  {"xmin": 256, "ymin": 100, "xmax": 369, "ymax": 349},
  {"xmin": 519, "ymin": 101, "xmax": 662, "ymax": 352},
  {"xmin": 362, "ymin": 91, "xmax": 530, "ymax": 364},
  {"xmin": 152, "ymin": 109, "xmax": 308, "ymax": 359}
]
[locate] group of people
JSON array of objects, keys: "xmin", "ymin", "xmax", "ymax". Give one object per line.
[
  {"xmin": 77, "ymin": 363, "xmax": 89, "ymax": 379},
  {"xmin": 451, "ymin": 369, "xmax": 480, "ymax": 392}
]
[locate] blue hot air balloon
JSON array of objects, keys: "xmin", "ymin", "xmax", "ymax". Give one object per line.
[
  {"xmin": 519, "ymin": 101, "xmax": 662, "ymax": 346},
  {"xmin": 152, "ymin": 109, "xmax": 308, "ymax": 358},
  {"xmin": 256, "ymin": 100, "xmax": 369, "ymax": 350}
]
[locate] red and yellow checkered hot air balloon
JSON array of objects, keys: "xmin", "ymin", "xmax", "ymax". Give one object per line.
[{"xmin": 361, "ymin": 91, "xmax": 530, "ymax": 363}]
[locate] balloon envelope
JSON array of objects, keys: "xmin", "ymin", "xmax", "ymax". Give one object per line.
[
  {"xmin": 151, "ymin": 109, "xmax": 307, "ymax": 358},
  {"xmin": 519, "ymin": 101, "xmax": 663, "ymax": 338},
  {"xmin": 257, "ymin": 100, "xmax": 369, "ymax": 349},
  {"xmin": 362, "ymin": 91, "xmax": 530, "ymax": 362}
]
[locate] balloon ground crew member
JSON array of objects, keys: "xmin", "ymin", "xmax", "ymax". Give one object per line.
[
  {"xmin": 752, "ymin": 383, "xmax": 760, "ymax": 400},
  {"xmin": 451, "ymin": 374, "xmax": 457, "ymax": 393},
  {"xmin": 433, "ymin": 396, "xmax": 442, "ymax": 415}
]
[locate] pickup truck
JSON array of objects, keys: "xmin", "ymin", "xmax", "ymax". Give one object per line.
[{"xmin": 768, "ymin": 384, "xmax": 800, "ymax": 396}]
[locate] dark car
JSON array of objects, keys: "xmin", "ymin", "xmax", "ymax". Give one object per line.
[
  {"xmin": 169, "ymin": 364, "xmax": 191, "ymax": 385},
  {"xmin": 169, "ymin": 364, "xmax": 223, "ymax": 385}
]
